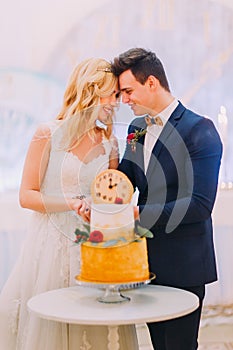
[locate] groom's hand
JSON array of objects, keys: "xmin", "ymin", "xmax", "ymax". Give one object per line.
[{"xmin": 134, "ymin": 206, "xmax": 140, "ymax": 220}]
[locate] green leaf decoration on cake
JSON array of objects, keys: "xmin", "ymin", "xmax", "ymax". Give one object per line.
[
  {"xmin": 82, "ymin": 223, "xmax": 91, "ymax": 233},
  {"xmin": 74, "ymin": 228, "xmax": 89, "ymax": 237},
  {"xmin": 118, "ymin": 237, "xmax": 127, "ymax": 242},
  {"xmin": 135, "ymin": 220, "xmax": 154, "ymax": 238},
  {"xmin": 74, "ymin": 223, "xmax": 91, "ymax": 244},
  {"xmin": 74, "ymin": 227, "xmax": 90, "ymax": 244},
  {"xmin": 102, "ymin": 239, "xmax": 120, "ymax": 247},
  {"xmin": 74, "ymin": 220, "xmax": 153, "ymax": 246}
]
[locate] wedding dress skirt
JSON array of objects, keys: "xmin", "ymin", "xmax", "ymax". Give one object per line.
[{"xmin": 0, "ymin": 120, "xmax": 139, "ymax": 349}]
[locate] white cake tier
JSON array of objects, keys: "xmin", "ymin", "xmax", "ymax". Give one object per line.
[{"xmin": 90, "ymin": 203, "xmax": 135, "ymax": 241}]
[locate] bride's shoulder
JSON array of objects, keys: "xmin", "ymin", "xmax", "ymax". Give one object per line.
[
  {"xmin": 103, "ymin": 133, "xmax": 119, "ymax": 156},
  {"xmin": 102, "ymin": 131, "xmax": 118, "ymax": 145},
  {"xmin": 32, "ymin": 122, "xmax": 51, "ymax": 141},
  {"xmin": 109, "ymin": 133, "xmax": 119, "ymax": 148},
  {"xmin": 33, "ymin": 120, "xmax": 63, "ymax": 140}
]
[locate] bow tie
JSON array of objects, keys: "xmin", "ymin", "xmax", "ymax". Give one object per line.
[{"xmin": 145, "ymin": 115, "xmax": 163, "ymax": 127}]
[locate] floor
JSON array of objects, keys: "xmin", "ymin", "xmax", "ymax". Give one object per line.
[
  {"xmin": 136, "ymin": 322, "xmax": 233, "ymax": 349},
  {"xmin": 198, "ymin": 324, "xmax": 233, "ymax": 349},
  {"xmin": 199, "ymin": 304, "xmax": 233, "ymax": 349}
]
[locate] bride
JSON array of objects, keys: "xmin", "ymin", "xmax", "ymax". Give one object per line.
[{"xmin": 0, "ymin": 58, "xmax": 139, "ymax": 349}]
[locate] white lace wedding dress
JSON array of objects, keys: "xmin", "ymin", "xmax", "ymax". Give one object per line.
[{"xmin": 0, "ymin": 121, "xmax": 139, "ymax": 350}]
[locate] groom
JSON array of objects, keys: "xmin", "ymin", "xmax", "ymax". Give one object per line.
[{"xmin": 111, "ymin": 48, "xmax": 222, "ymax": 350}]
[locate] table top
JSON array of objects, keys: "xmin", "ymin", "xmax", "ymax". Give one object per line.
[{"xmin": 27, "ymin": 284, "xmax": 199, "ymax": 325}]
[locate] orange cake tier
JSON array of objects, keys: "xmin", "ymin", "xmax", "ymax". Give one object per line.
[{"xmin": 79, "ymin": 237, "xmax": 149, "ymax": 283}]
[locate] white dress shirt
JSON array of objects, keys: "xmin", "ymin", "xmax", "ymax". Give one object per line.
[{"xmin": 144, "ymin": 99, "xmax": 179, "ymax": 172}]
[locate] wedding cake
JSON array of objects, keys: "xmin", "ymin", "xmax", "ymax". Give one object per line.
[{"xmin": 76, "ymin": 169, "xmax": 151, "ymax": 283}]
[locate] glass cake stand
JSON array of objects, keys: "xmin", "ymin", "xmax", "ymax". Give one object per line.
[{"xmin": 75, "ymin": 273, "xmax": 156, "ymax": 303}]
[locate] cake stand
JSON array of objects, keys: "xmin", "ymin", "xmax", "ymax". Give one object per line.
[{"xmin": 75, "ymin": 273, "xmax": 156, "ymax": 303}]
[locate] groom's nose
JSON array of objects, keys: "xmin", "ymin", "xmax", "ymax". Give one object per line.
[{"xmin": 121, "ymin": 93, "xmax": 130, "ymax": 104}]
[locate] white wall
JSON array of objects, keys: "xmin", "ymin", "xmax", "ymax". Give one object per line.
[
  {"xmin": 1, "ymin": 0, "xmax": 233, "ymax": 71},
  {"xmin": 0, "ymin": 0, "xmax": 109, "ymax": 70}
]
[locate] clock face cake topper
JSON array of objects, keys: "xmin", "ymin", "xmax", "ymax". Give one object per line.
[{"xmin": 91, "ymin": 169, "xmax": 134, "ymax": 204}]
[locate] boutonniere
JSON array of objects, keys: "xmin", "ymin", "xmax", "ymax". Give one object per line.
[{"xmin": 127, "ymin": 128, "xmax": 147, "ymax": 152}]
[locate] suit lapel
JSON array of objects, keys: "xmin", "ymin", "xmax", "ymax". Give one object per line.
[
  {"xmin": 129, "ymin": 117, "xmax": 147, "ymax": 173},
  {"xmin": 145, "ymin": 102, "xmax": 185, "ymax": 182},
  {"xmin": 136, "ymin": 133, "xmax": 146, "ymax": 173}
]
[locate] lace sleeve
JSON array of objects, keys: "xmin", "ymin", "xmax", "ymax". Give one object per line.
[{"xmin": 32, "ymin": 123, "xmax": 51, "ymax": 142}]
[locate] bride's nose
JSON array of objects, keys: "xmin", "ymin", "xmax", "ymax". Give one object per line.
[{"xmin": 109, "ymin": 94, "xmax": 118, "ymax": 106}]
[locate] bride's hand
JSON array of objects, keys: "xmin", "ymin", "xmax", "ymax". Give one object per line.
[{"xmin": 73, "ymin": 197, "xmax": 91, "ymax": 223}]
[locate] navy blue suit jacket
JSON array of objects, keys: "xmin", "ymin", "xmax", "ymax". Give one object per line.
[{"xmin": 118, "ymin": 102, "xmax": 223, "ymax": 288}]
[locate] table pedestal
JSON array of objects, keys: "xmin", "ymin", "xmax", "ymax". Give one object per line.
[{"xmin": 108, "ymin": 326, "xmax": 119, "ymax": 350}]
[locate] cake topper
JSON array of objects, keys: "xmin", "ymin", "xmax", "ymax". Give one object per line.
[{"xmin": 91, "ymin": 169, "xmax": 134, "ymax": 204}]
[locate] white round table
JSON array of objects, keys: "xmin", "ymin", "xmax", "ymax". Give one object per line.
[{"xmin": 28, "ymin": 284, "xmax": 199, "ymax": 350}]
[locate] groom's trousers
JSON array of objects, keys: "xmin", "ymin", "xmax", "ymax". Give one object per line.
[{"xmin": 147, "ymin": 285, "xmax": 205, "ymax": 350}]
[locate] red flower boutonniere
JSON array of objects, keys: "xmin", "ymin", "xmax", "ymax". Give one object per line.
[{"xmin": 127, "ymin": 128, "xmax": 147, "ymax": 152}]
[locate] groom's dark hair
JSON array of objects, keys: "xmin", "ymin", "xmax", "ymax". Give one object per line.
[{"xmin": 111, "ymin": 47, "xmax": 170, "ymax": 92}]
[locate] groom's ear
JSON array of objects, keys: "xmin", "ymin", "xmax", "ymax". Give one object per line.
[{"xmin": 146, "ymin": 75, "xmax": 158, "ymax": 91}]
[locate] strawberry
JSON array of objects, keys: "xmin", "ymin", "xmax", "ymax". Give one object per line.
[
  {"xmin": 89, "ymin": 230, "xmax": 104, "ymax": 243},
  {"xmin": 115, "ymin": 197, "xmax": 123, "ymax": 204}
]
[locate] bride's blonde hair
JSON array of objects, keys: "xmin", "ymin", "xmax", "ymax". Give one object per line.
[{"xmin": 56, "ymin": 58, "xmax": 118, "ymax": 150}]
